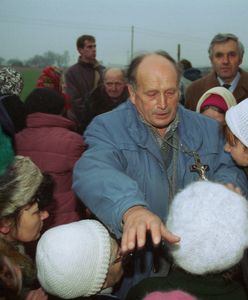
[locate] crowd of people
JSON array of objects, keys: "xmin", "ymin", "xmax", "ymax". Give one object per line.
[{"xmin": 0, "ymin": 32, "xmax": 248, "ymax": 300}]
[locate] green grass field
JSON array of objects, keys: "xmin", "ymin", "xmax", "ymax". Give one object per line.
[{"xmin": 17, "ymin": 68, "xmax": 42, "ymax": 101}]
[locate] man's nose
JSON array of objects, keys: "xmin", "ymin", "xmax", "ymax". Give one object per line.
[
  {"xmin": 222, "ymin": 54, "xmax": 230, "ymax": 64},
  {"xmin": 157, "ymin": 94, "xmax": 167, "ymax": 109}
]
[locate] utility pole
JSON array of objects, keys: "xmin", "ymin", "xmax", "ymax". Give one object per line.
[
  {"xmin": 177, "ymin": 43, "xmax": 181, "ymax": 62},
  {"xmin": 131, "ymin": 25, "xmax": 134, "ymax": 60}
]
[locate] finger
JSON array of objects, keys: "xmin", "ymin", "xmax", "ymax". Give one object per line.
[
  {"xmin": 121, "ymin": 226, "xmax": 136, "ymax": 252},
  {"xmin": 160, "ymin": 224, "xmax": 180, "ymax": 244},
  {"xmin": 121, "ymin": 229, "xmax": 129, "ymax": 253},
  {"xmin": 136, "ymin": 222, "xmax": 147, "ymax": 248},
  {"xmin": 234, "ymin": 186, "xmax": 242, "ymax": 195},
  {"xmin": 126, "ymin": 226, "xmax": 137, "ymax": 251},
  {"xmin": 150, "ymin": 220, "xmax": 162, "ymax": 245}
]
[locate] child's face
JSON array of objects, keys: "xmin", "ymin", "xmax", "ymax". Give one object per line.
[
  {"xmin": 224, "ymin": 140, "xmax": 248, "ymax": 167},
  {"xmin": 202, "ymin": 107, "xmax": 225, "ymax": 125}
]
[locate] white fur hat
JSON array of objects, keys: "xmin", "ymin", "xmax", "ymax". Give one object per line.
[
  {"xmin": 225, "ymin": 98, "xmax": 248, "ymax": 147},
  {"xmin": 196, "ymin": 86, "xmax": 237, "ymax": 113},
  {"xmin": 36, "ymin": 220, "xmax": 111, "ymax": 299},
  {"xmin": 166, "ymin": 181, "xmax": 248, "ymax": 275}
]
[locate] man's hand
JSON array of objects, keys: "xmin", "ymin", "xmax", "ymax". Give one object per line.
[
  {"xmin": 225, "ymin": 183, "xmax": 242, "ymax": 195},
  {"xmin": 121, "ymin": 206, "xmax": 180, "ymax": 253}
]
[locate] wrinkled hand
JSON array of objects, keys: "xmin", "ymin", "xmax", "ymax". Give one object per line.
[
  {"xmin": 121, "ymin": 206, "xmax": 180, "ymax": 253},
  {"xmin": 25, "ymin": 288, "xmax": 48, "ymax": 300},
  {"xmin": 225, "ymin": 183, "xmax": 242, "ymax": 195}
]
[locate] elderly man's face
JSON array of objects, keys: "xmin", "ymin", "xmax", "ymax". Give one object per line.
[
  {"xmin": 210, "ymin": 40, "xmax": 242, "ymax": 82},
  {"xmin": 104, "ymin": 69, "xmax": 126, "ymax": 100},
  {"xmin": 128, "ymin": 55, "xmax": 179, "ymax": 136}
]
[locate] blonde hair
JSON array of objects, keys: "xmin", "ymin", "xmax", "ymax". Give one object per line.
[{"xmin": 0, "ymin": 156, "xmax": 43, "ymax": 218}]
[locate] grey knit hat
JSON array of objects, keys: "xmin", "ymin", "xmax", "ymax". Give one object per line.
[
  {"xmin": 0, "ymin": 67, "xmax": 24, "ymax": 96},
  {"xmin": 0, "ymin": 156, "xmax": 43, "ymax": 218},
  {"xmin": 225, "ymin": 98, "xmax": 248, "ymax": 147},
  {"xmin": 36, "ymin": 220, "xmax": 111, "ymax": 299}
]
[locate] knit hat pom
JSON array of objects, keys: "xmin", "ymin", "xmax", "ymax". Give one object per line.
[
  {"xmin": 36, "ymin": 220, "xmax": 111, "ymax": 298},
  {"xmin": 167, "ymin": 181, "xmax": 248, "ymax": 275}
]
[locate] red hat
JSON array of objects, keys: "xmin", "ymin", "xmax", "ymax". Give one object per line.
[{"xmin": 200, "ymin": 94, "xmax": 228, "ymax": 113}]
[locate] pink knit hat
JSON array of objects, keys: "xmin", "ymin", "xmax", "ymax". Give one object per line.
[
  {"xmin": 143, "ymin": 290, "xmax": 197, "ymax": 300},
  {"xmin": 200, "ymin": 94, "xmax": 228, "ymax": 112}
]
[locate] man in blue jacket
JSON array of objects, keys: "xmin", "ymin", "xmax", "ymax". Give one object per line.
[{"xmin": 73, "ymin": 51, "xmax": 248, "ymax": 299}]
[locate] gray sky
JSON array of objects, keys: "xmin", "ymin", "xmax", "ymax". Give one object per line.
[{"xmin": 1, "ymin": 0, "xmax": 248, "ymax": 67}]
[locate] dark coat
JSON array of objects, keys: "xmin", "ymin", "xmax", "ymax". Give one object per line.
[
  {"xmin": 125, "ymin": 268, "xmax": 247, "ymax": 300},
  {"xmin": 184, "ymin": 69, "xmax": 248, "ymax": 111},
  {"xmin": 65, "ymin": 59, "xmax": 105, "ymax": 100},
  {"xmin": 79, "ymin": 85, "xmax": 128, "ymax": 133}
]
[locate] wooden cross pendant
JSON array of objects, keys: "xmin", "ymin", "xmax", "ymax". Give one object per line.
[{"xmin": 190, "ymin": 152, "xmax": 209, "ymax": 181}]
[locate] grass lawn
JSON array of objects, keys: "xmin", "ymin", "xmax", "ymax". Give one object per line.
[{"xmin": 17, "ymin": 67, "xmax": 42, "ymax": 101}]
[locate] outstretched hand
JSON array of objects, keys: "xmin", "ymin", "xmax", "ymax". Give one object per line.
[{"xmin": 121, "ymin": 206, "xmax": 180, "ymax": 253}]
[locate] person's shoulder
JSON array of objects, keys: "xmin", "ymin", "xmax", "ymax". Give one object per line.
[
  {"xmin": 85, "ymin": 101, "xmax": 135, "ymax": 135},
  {"xmin": 240, "ymin": 68, "xmax": 248, "ymax": 79},
  {"xmin": 65, "ymin": 62, "xmax": 82, "ymax": 74},
  {"xmin": 95, "ymin": 101, "xmax": 132, "ymax": 121},
  {"xmin": 179, "ymin": 105, "xmax": 220, "ymax": 131},
  {"xmin": 187, "ymin": 72, "xmax": 215, "ymax": 90}
]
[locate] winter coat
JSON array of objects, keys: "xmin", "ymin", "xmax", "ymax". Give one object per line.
[
  {"xmin": 65, "ymin": 58, "xmax": 105, "ymax": 100},
  {"xmin": 185, "ymin": 68, "xmax": 248, "ymax": 111},
  {"xmin": 73, "ymin": 101, "xmax": 248, "ymax": 299},
  {"xmin": 15, "ymin": 112, "xmax": 86, "ymax": 229}
]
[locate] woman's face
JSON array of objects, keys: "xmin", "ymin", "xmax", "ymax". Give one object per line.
[
  {"xmin": 11, "ymin": 203, "xmax": 49, "ymax": 242},
  {"xmin": 224, "ymin": 140, "xmax": 248, "ymax": 167}
]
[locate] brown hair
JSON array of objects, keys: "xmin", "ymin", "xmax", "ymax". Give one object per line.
[
  {"xmin": 224, "ymin": 125, "xmax": 248, "ymax": 152},
  {"xmin": 76, "ymin": 35, "xmax": 95, "ymax": 49}
]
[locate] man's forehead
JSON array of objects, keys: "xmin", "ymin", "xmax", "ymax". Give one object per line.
[
  {"xmin": 136, "ymin": 55, "xmax": 178, "ymax": 83},
  {"xmin": 104, "ymin": 70, "xmax": 124, "ymax": 81},
  {"xmin": 84, "ymin": 40, "xmax": 95, "ymax": 46},
  {"xmin": 212, "ymin": 40, "xmax": 238, "ymax": 52}
]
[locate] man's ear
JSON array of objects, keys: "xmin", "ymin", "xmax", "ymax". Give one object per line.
[
  {"xmin": 238, "ymin": 56, "xmax": 243, "ymax": 66},
  {"xmin": 127, "ymin": 84, "xmax": 136, "ymax": 105},
  {"xmin": 0, "ymin": 219, "xmax": 12, "ymax": 235}
]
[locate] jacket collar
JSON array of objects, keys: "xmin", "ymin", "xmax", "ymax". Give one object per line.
[
  {"xmin": 125, "ymin": 101, "xmax": 204, "ymax": 164},
  {"xmin": 126, "ymin": 101, "xmax": 203, "ymax": 151}
]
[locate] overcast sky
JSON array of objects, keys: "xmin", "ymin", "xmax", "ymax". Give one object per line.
[{"xmin": 1, "ymin": 0, "xmax": 248, "ymax": 67}]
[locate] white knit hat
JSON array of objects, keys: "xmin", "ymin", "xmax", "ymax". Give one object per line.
[
  {"xmin": 196, "ymin": 86, "xmax": 237, "ymax": 113},
  {"xmin": 225, "ymin": 98, "xmax": 248, "ymax": 147},
  {"xmin": 36, "ymin": 220, "xmax": 111, "ymax": 299},
  {"xmin": 166, "ymin": 181, "xmax": 248, "ymax": 275}
]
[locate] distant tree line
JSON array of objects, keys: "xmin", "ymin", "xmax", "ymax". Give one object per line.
[{"xmin": 0, "ymin": 50, "xmax": 70, "ymax": 68}]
